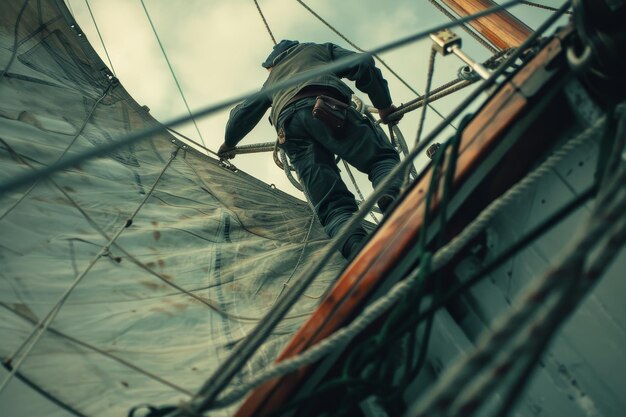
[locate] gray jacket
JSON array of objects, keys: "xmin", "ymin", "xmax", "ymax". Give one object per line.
[{"xmin": 224, "ymin": 42, "xmax": 393, "ymax": 147}]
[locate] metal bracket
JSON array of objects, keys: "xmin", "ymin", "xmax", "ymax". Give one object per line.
[
  {"xmin": 430, "ymin": 29, "xmax": 462, "ymax": 56},
  {"xmin": 430, "ymin": 29, "xmax": 491, "ymax": 80}
]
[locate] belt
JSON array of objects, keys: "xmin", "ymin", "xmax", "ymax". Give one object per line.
[{"xmin": 284, "ymin": 87, "xmax": 349, "ymax": 108}]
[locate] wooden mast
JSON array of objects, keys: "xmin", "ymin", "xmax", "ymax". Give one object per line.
[{"xmin": 439, "ymin": 0, "xmax": 533, "ymax": 49}]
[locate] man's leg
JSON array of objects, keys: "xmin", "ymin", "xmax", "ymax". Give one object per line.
[
  {"xmin": 305, "ymin": 108, "xmax": 403, "ymax": 212},
  {"xmin": 282, "ymin": 111, "xmax": 367, "ymax": 258}
]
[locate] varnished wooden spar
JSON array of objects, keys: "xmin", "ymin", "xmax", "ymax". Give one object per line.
[
  {"xmin": 440, "ymin": 0, "xmax": 533, "ymax": 49},
  {"xmin": 233, "ymin": 30, "xmax": 570, "ymax": 417}
]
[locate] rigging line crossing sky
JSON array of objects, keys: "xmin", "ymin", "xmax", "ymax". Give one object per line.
[
  {"xmin": 295, "ymin": 0, "xmax": 456, "ymax": 129},
  {"xmin": 139, "ymin": 0, "xmax": 207, "ymax": 147},
  {"xmin": 83, "ymin": 0, "xmax": 116, "ymax": 75},
  {"xmin": 0, "ymin": 0, "xmax": 524, "ymax": 196},
  {"xmin": 429, "ymin": 0, "xmax": 499, "ymax": 53},
  {"xmin": 184, "ymin": 3, "xmax": 570, "ymax": 410},
  {"xmin": 0, "ymin": 149, "xmax": 180, "ymax": 397}
]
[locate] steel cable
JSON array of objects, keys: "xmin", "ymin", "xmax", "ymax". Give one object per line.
[
  {"xmin": 295, "ymin": 0, "xmax": 454, "ymax": 129},
  {"xmin": 0, "ymin": 0, "xmax": 525, "ymax": 196},
  {"xmin": 140, "ymin": 0, "xmax": 206, "ymax": 148}
]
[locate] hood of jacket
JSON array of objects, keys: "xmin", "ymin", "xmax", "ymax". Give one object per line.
[{"xmin": 261, "ymin": 39, "xmax": 300, "ymax": 68}]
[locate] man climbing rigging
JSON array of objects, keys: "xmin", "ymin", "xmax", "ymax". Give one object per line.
[{"xmin": 218, "ymin": 39, "xmax": 403, "ymax": 259}]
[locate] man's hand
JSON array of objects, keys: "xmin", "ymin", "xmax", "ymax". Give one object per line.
[
  {"xmin": 218, "ymin": 142, "xmax": 236, "ymax": 159},
  {"xmin": 378, "ymin": 104, "xmax": 403, "ymax": 125}
]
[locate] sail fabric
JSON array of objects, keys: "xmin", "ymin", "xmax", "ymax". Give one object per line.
[{"xmin": 0, "ymin": 1, "xmax": 345, "ymax": 415}]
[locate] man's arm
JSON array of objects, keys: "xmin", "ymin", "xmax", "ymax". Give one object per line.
[
  {"xmin": 220, "ymin": 91, "xmax": 272, "ymax": 157},
  {"xmin": 329, "ymin": 44, "xmax": 392, "ymax": 109},
  {"xmin": 328, "ymin": 44, "xmax": 401, "ymax": 125}
]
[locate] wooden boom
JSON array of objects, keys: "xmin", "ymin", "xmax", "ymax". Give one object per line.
[{"xmin": 440, "ymin": 0, "xmax": 533, "ymax": 49}]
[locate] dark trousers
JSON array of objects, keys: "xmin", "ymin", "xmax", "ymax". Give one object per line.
[{"xmin": 279, "ymin": 98, "xmax": 401, "ymax": 257}]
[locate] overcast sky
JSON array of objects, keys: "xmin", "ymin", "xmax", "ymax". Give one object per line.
[{"xmin": 2, "ymin": 1, "xmax": 569, "ymax": 415}]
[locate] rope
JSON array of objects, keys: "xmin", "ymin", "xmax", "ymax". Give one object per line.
[
  {"xmin": 167, "ymin": 6, "xmax": 559, "ymax": 411},
  {"xmin": 422, "ymin": 174, "xmax": 626, "ymax": 417},
  {"xmin": 521, "ymin": 0, "xmax": 573, "ymax": 14},
  {"xmin": 385, "ymin": 48, "xmax": 513, "ymax": 122},
  {"xmin": 0, "ymin": 78, "xmax": 116, "ymax": 222},
  {"xmin": 224, "ymin": 141, "xmax": 275, "ymax": 158},
  {"xmin": 83, "ymin": 0, "xmax": 116, "ymax": 75},
  {"xmin": 253, "ymin": 0, "xmax": 277, "ymax": 45},
  {"xmin": 140, "ymin": 0, "xmax": 206, "ymax": 148},
  {"xmin": 342, "ymin": 160, "xmax": 379, "ymax": 224},
  {"xmin": 409, "ymin": 114, "xmax": 614, "ymax": 417},
  {"xmin": 0, "ymin": 0, "xmax": 30, "ymax": 81},
  {"xmin": 279, "ymin": 147, "xmax": 304, "ymax": 191},
  {"xmin": 389, "ymin": 124, "xmax": 419, "ymax": 180},
  {"xmin": 0, "ymin": 302, "xmax": 194, "ymax": 396},
  {"xmin": 0, "ymin": 148, "xmax": 179, "ymax": 397},
  {"xmin": 295, "ymin": 0, "xmax": 454, "ymax": 129},
  {"xmin": 270, "ymin": 212, "xmax": 317, "ymax": 304},
  {"xmin": 198, "ymin": 110, "xmax": 607, "ymax": 411},
  {"xmin": 428, "ymin": 0, "xmax": 499, "ymax": 53},
  {"xmin": 415, "ymin": 47, "xmax": 437, "ymax": 147}
]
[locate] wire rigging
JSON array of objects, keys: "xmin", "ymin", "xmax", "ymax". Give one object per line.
[
  {"xmin": 414, "ymin": 47, "xmax": 437, "ymax": 147},
  {"xmin": 428, "ymin": 0, "xmax": 499, "ymax": 53},
  {"xmin": 140, "ymin": 0, "xmax": 207, "ymax": 148},
  {"xmin": 83, "ymin": 0, "xmax": 116, "ymax": 75},
  {"xmin": 0, "ymin": 148, "xmax": 179, "ymax": 396},
  {"xmin": 521, "ymin": 0, "xmax": 573, "ymax": 14},
  {"xmin": 295, "ymin": 0, "xmax": 455, "ymax": 129}
]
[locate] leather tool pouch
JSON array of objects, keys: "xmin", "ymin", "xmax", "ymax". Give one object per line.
[{"xmin": 312, "ymin": 95, "xmax": 349, "ymax": 130}]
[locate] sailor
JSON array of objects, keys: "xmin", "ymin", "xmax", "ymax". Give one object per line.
[{"xmin": 219, "ymin": 40, "xmax": 403, "ymax": 259}]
